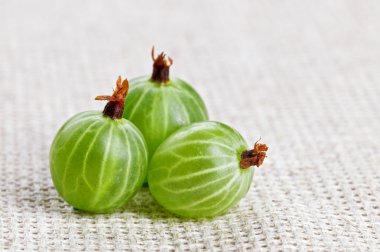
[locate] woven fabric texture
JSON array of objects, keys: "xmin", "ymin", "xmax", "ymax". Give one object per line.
[{"xmin": 1, "ymin": 0, "xmax": 379, "ymax": 251}]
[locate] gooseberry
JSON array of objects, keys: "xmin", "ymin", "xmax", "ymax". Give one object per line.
[
  {"xmin": 123, "ymin": 48, "xmax": 208, "ymax": 166},
  {"xmin": 50, "ymin": 77, "xmax": 148, "ymax": 213},
  {"xmin": 148, "ymin": 121, "xmax": 268, "ymax": 218}
]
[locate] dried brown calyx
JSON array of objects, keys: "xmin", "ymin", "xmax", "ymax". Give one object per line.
[
  {"xmin": 150, "ymin": 47, "xmax": 173, "ymax": 84},
  {"xmin": 95, "ymin": 76, "xmax": 129, "ymax": 120},
  {"xmin": 240, "ymin": 139, "xmax": 268, "ymax": 169}
]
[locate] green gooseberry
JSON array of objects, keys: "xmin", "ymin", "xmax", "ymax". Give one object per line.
[
  {"xmin": 50, "ymin": 77, "xmax": 148, "ymax": 213},
  {"xmin": 148, "ymin": 121, "xmax": 268, "ymax": 218},
  {"xmin": 123, "ymin": 48, "xmax": 208, "ymax": 166}
]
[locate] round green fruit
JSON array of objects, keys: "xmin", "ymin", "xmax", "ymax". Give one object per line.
[
  {"xmin": 123, "ymin": 48, "xmax": 208, "ymax": 163},
  {"xmin": 50, "ymin": 77, "xmax": 148, "ymax": 213},
  {"xmin": 148, "ymin": 121, "xmax": 268, "ymax": 218}
]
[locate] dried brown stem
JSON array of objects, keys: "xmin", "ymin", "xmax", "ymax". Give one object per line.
[
  {"xmin": 150, "ymin": 46, "xmax": 173, "ymax": 83},
  {"xmin": 95, "ymin": 76, "xmax": 129, "ymax": 120},
  {"xmin": 240, "ymin": 139, "xmax": 268, "ymax": 169}
]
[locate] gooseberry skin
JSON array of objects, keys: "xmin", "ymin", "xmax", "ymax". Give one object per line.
[
  {"xmin": 148, "ymin": 121, "xmax": 254, "ymax": 218},
  {"xmin": 123, "ymin": 76, "xmax": 208, "ymax": 159},
  {"xmin": 50, "ymin": 111, "xmax": 148, "ymax": 213}
]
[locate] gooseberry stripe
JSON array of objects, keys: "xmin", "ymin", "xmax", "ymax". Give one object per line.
[
  {"xmin": 218, "ymin": 125, "xmax": 244, "ymax": 143},
  {"xmin": 167, "ymin": 155, "xmax": 234, "ymax": 171},
  {"xmin": 174, "ymin": 80, "xmax": 207, "ymax": 115},
  {"xmin": 180, "ymin": 124, "xmax": 236, "ymax": 143},
  {"xmin": 80, "ymin": 123, "xmax": 108, "ymax": 191},
  {"xmin": 53, "ymin": 116, "xmax": 100, "ymax": 191},
  {"xmin": 64, "ymin": 177, "xmax": 80, "ymax": 196},
  {"xmin": 150, "ymin": 157, "xmax": 235, "ymax": 176},
  {"xmin": 122, "ymin": 128, "xmax": 143, "ymax": 192},
  {"xmin": 154, "ymin": 149, "xmax": 182, "ymax": 159},
  {"xmin": 56, "ymin": 112, "xmax": 99, "ymax": 136},
  {"xmin": 201, "ymin": 175, "xmax": 243, "ymax": 210},
  {"xmin": 127, "ymin": 88, "xmax": 150, "ymax": 119},
  {"xmin": 108, "ymin": 122, "xmax": 148, "ymax": 204},
  {"xmin": 90, "ymin": 124, "xmax": 114, "ymax": 206},
  {"xmin": 170, "ymin": 174, "xmax": 240, "ymax": 211},
  {"xmin": 196, "ymin": 124, "xmax": 231, "ymax": 137},
  {"xmin": 173, "ymin": 95, "xmax": 191, "ymax": 124},
  {"xmin": 169, "ymin": 155, "xmax": 233, "ymax": 168},
  {"xmin": 197, "ymin": 129, "xmax": 223, "ymax": 139},
  {"xmin": 123, "ymin": 85, "xmax": 147, "ymax": 111},
  {"xmin": 213, "ymin": 174, "xmax": 252, "ymax": 216},
  {"xmin": 58, "ymin": 120, "xmax": 99, "ymax": 192},
  {"xmin": 183, "ymin": 174, "xmax": 240, "ymax": 210},
  {"xmin": 159, "ymin": 170, "xmax": 235, "ymax": 194},
  {"xmin": 53, "ymin": 115, "xmax": 102, "ymax": 154},
  {"xmin": 150, "ymin": 91, "xmax": 160, "ymax": 139},
  {"xmin": 153, "ymin": 139, "xmax": 209, "ymax": 157},
  {"xmin": 185, "ymin": 179, "xmax": 242, "ymax": 215},
  {"xmin": 212, "ymin": 177, "xmax": 248, "ymax": 215},
  {"xmin": 105, "ymin": 122, "xmax": 147, "ymax": 208},
  {"xmin": 191, "ymin": 98, "xmax": 207, "ymax": 119},
  {"xmin": 168, "ymin": 82, "xmax": 182, "ymax": 91},
  {"xmin": 175, "ymin": 94, "xmax": 197, "ymax": 121},
  {"xmin": 179, "ymin": 89, "xmax": 208, "ymax": 119},
  {"xmin": 62, "ymin": 111, "xmax": 97, "ymax": 125},
  {"xmin": 157, "ymin": 162, "xmax": 236, "ymax": 184},
  {"xmin": 60, "ymin": 120, "xmax": 102, "ymax": 189},
  {"xmin": 122, "ymin": 122, "xmax": 147, "ymax": 153},
  {"xmin": 105, "ymin": 125, "xmax": 134, "ymax": 208},
  {"xmin": 161, "ymin": 90, "xmax": 170, "ymax": 140},
  {"xmin": 155, "ymin": 140, "xmax": 236, "ymax": 157},
  {"xmin": 164, "ymin": 124, "xmax": 217, "ymax": 140},
  {"xmin": 92, "ymin": 122, "xmax": 146, "ymax": 210},
  {"xmin": 177, "ymin": 182, "xmax": 240, "ymax": 215},
  {"xmin": 129, "ymin": 123, "xmax": 148, "ymax": 160},
  {"xmin": 160, "ymin": 151, "xmax": 183, "ymax": 161},
  {"xmin": 164, "ymin": 139, "xmax": 236, "ymax": 155},
  {"xmin": 81, "ymin": 124, "xmax": 113, "ymax": 193}
]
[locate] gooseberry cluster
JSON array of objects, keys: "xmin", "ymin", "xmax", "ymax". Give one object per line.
[{"xmin": 50, "ymin": 48, "xmax": 268, "ymax": 218}]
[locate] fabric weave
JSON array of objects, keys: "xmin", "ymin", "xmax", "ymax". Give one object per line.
[{"xmin": 0, "ymin": 0, "xmax": 379, "ymax": 251}]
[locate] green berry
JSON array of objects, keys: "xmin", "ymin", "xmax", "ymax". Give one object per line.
[
  {"xmin": 148, "ymin": 121, "xmax": 268, "ymax": 218},
  {"xmin": 50, "ymin": 77, "xmax": 148, "ymax": 213},
  {"xmin": 123, "ymin": 48, "xmax": 208, "ymax": 164}
]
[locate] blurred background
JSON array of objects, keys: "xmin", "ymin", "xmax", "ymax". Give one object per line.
[
  {"xmin": 1, "ymin": 1, "xmax": 380, "ymax": 140},
  {"xmin": 1, "ymin": 0, "xmax": 379, "ymax": 251}
]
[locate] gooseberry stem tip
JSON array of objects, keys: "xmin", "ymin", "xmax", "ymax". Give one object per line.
[
  {"xmin": 150, "ymin": 46, "xmax": 173, "ymax": 84},
  {"xmin": 95, "ymin": 76, "xmax": 129, "ymax": 120},
  {"xmin": 240, "ymin": 139, "xmax": 268, "ymax": 169}
]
